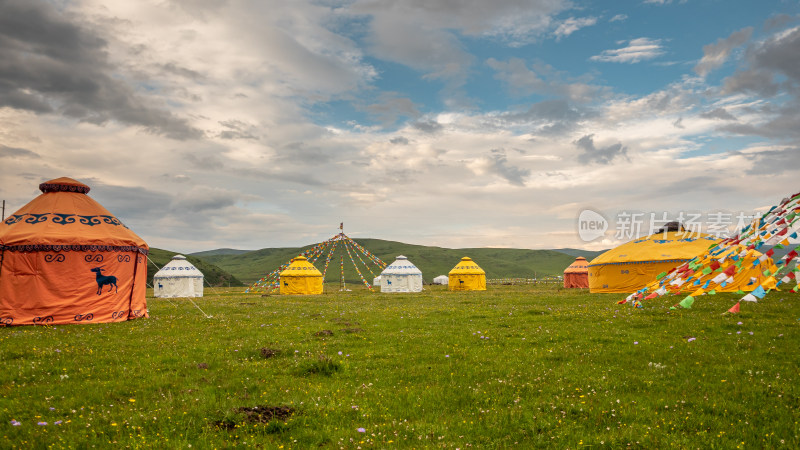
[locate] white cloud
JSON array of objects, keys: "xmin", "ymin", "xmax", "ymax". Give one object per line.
[
  {"xmin": 553, "ymin": 17, "xmax": 598, "ymax": 40},
  {"xmin": 694, "ymin": 27, "xmax": 753, "ymax": 77},
  {"xmin": 486, "ymin": 57, "xmax": 602, "ymax": 102},
  {"xmin": 590, "ymin": 38, "xmax": 665, "ymax": 63}
]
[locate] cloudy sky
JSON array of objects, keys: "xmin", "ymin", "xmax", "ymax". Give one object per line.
[{"xmin": 1, "ymin": 0, "xmax": 799, "ymax": 253}]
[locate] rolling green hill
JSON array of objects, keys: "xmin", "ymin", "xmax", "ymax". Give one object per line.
[
  {"xmin": 551, "ymin": 248, "xmax": 607, "ymax": 260},
  {"xmin": 190, "ymin": 238, "xmax": 599, "ymax": 285},
  {"xmin": 147, "ymin": 248, "xmax": 244, "ymax": 287},
  {"xmin": 189, "ymin": 248, "xmax": 253, "ymax": 258}
]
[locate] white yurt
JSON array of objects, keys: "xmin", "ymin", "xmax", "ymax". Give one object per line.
[
  {"xmin": 373, "ymin": 275, "xmax": 381, "ymax": 287},
  {"xmin": 432, "ymin": 275, "xmax": 449, "ymax": 285},
  {"xmin": 154, "ymin": 255, "xmax": 204, "ymax": 298},
  {"xmin": 379, "ymin": 255, "xmax": 423, "ymax": 293}
]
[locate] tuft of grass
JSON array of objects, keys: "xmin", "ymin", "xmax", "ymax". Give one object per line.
[{"xmin": 301, "ymin": 355, "xmax": 342, "ymax": 376}]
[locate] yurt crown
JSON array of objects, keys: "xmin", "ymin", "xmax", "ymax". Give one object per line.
[{"xmin": 39, "ymin": 177, "xmax": 91, "ymax": 194}]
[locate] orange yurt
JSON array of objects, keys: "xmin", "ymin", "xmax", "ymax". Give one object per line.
[
  {"xmin": 0, "ymin": 177, "xmax": 149, "ymax": 326},
  {"xmin": 563, "ymin": 257, "xmax": 589, "ymax": 288}
]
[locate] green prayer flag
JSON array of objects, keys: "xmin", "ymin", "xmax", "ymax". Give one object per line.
[
  {"xmin": 736, "ymin": 289, "xmax": 745, "ymax": 294},
  {"xmin": 679, "ymin": 295, "xmax": 695, "ymax": 309},
  {"xmin": 702, "ymin": 267, "xmax": 713, "ymax": 275},
  {"xmin": 656, "ymin": 271, "xmax": 667, "ymax": 280},
  {"xmin": 763, "ymin": 269, "xmax": 772, "ymax": 277},
  {"xmin": 708, "ymin": 290, "xmax": 716, "ymax": 295}
]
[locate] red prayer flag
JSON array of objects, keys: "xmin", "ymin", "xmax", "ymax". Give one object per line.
[{"xmin": 727, "ymin": 302, "xmax": 740, "ymax": 314}]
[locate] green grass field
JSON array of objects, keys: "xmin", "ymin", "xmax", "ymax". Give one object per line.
[{"xmin": 1, "ymin": 285, "xmax": 798, "ymax": 448}]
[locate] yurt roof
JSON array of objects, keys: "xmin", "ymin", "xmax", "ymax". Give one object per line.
[
  {"xmin": 154, "ymin": 255, "xmax": 204, "ymax": 279},
  {"xmin": 381, "ymin": 255, "xmax": 422, "ymax": 276},
  {"xmin": 0, "ymin": 177, "xmax": 148, "ymax": 250},
  {"xmin": 563, "ymin": 256, "xmax": 589, "ymax": 274},
  {"xmin": 280, "ymin": 256, "xmax": 323, "ymax": 277},
  {"xmin": 589, "ymin": 231, "xmax": 720, "ymax": 267},
  {"xmin": 449, "ymin": 256, "xmax": 486, "ymax": 275}
]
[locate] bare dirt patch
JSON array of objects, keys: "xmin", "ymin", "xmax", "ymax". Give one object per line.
[
  {"xmin": 214, "ymin": 405, "xmax": 294, "ymax": 430},
  {"xmin": 341, "ymin": 327, "xmax": 364, "ymax": 334},
  {"xmin": 260, "ymin": 347, "xmax": 279, "ymax": 359}
]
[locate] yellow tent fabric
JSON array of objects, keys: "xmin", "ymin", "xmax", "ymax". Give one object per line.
[
  {"xmin": 448, "ymin": 257, "xmax": 486, "ymax": 291},
  {"xmin": 279, "ymin": 256, "xmax": 323, "ymax": 295},
  {"xmin": 588, "ymin": 231, "xmax": 721, "ymax": 293},
  {"xmin": 677, "ymin": 246, "xmax": 773, "ymax": 293}
]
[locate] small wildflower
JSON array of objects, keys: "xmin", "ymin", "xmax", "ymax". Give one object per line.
[
  {"xmin": 338, "ymin": 351, "xmax": 343, "ymax": 355},
  {"xmin": 357, "ymin": 427, "xmax": 366, "ymax": 433},
  {"xmin": 633, "ymin": 341, "xmax": 638, "ymax": 345},
  {"xmin": 54, "ymin": 421, "xmax": 62, "ymax": 425},
  {"xmin": 128, "ymin": 398, "xmax": 136, "ymax": 403},
  {"xmin": 687, "ymin": 337, "xmax": 696, "ymax": 342},
  {"xmin": 10, "ymin": 420, "xmax": 21, "ymax": 426},
  {"xmin": 37, "ymin": 422, "xmax": 47, "ymax": 426}
]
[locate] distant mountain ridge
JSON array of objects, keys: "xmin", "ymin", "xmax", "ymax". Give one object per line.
[
  {"xmin": 188, "ymin": 239, "xmax": 608, "ymax": 285},
  {"xmin": 550, "ymin": 248, "xmax": 607, "ymax": 260},
  {"xmin": 190, "ymin": 248, "xmax": 253, "ymax": 258}
]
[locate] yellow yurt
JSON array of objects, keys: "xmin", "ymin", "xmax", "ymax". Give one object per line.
[
  {"xmin": 676, "ymin": 245, "xmax": 775, "ymax": 293},
  {"xmin": 588, "ymin": 231, "xmax": 721, "ymax": 293},
  {"xmin": 448, "ymin": 257, "xmax": 486, "ymax": 291},
  {"xmin": 279, "ymin": 256, "xmax": 323, "ymax": 295}
]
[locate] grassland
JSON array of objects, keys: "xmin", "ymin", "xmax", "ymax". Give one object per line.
[
  {"xmin": 195, "ymin": 238, "xmax": 596, "ymax": 285},
  {"xmin": 1, "ymin": 285, "xmax": 798, "ymax": 448}
]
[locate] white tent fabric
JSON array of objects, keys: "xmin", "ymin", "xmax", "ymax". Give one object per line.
[
  {"xmin": 379, "ymin": 255, "xmax": 423, "ymax": 293},
  {"xmin": 373, "ymin": 275, "xmax": 381, "ymax": 286},
  {"xmin": 154, "ymin": 255, "xmax": 204, "ymax": 298},
  {"xmin": 432, "ymin": 275, "xmax": 449, "ymax": 285}
]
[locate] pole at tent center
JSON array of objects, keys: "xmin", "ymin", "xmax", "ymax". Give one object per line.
[{"xmin": 340, "ymin": 255, "xmax": 347, "ymax": 291}]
